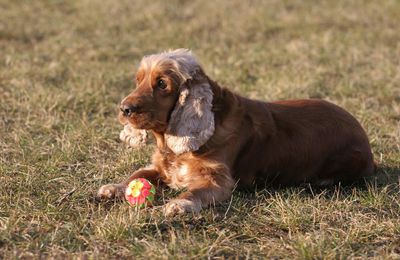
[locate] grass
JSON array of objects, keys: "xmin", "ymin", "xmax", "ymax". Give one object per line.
[{"xmin": 1, "ymin": 0, "xmax": 400, "ymax": 258}]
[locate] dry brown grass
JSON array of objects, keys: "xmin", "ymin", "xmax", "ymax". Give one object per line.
[{"xmin": 1, "ymin": 0, "xmax": 399, "ymax": 258}]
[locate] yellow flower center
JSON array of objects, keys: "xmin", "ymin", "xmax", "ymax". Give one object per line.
[{"xmin": 128, "ymin": 180, "xmax": 144, "ymax": 197}]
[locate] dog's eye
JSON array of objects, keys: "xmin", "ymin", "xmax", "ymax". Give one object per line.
[{"xmin": 157, "ymin": 79, "xmax": 167, "ymax": 89}]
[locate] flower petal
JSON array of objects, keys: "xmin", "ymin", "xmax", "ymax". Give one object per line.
[
  {"xmin": 137, "ymin": 196, "xmax": 146, "ymax": 205},
  {"xmin": 127, "ymin": 196, "xmax": 139, "ymax": 205},
  {"xmin": 142, "ymin": 180, "xmax": 151, "ymax": 189},
  {"xmin": 142, "ymin": 189, "xmax": 149, "ymax": 197}
]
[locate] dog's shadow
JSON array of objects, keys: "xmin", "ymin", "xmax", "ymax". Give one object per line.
[
  {"xmin": 227, "ymin": 165, "xmax": 400, "ymax": 211},
  {"xmin": 91, "ymin": 166, "xmax": 399, "ymax": 223},
  {"xmin": 86, "ymin": 166, "xmax": 399, "ymax": 241}
]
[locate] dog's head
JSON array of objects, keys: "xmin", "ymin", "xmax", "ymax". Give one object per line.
[{"xmin": 119, "ymin": 49, "xmax": 215, "ymax": 154}]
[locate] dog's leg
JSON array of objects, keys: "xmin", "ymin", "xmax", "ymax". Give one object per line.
[
  {"xmin": 97, "ymin": 167, "xmax": 162, "ymax": 200},
  {"xmin": 163, "ymin": 166, "xmax": 234, "ymax": 216}
]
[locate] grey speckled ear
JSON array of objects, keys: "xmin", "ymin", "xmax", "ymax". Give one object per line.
[
  {"xmin": 119, "ymin": 124, "xmax": 148, "ymax": 148},
  {"xmin": 165, "ymin": 82, "xmax": 215, "ymax": 155}
]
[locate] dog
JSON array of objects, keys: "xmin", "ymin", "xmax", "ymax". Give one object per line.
[{"xmin": 97, "ymin": 49, "xmax": 375, "ymax": 216}]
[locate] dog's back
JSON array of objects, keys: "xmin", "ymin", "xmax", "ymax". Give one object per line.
[{"xmin": 229, "ymin": 98, "xmax": 375, "ymax": 186}]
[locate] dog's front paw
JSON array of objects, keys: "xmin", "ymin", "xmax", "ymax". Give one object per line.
[
  {"xmin": 163, "ymin": 199, "xmax": 201, "ymax": 217},
  {"xmin": 97, "ymin": 183, "xmax": 126, "ymax": 200}
]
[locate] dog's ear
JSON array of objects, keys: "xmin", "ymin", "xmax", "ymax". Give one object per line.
[{"xmin": 165, "ymin": 78, "xmax": 215, "ymax": 155}]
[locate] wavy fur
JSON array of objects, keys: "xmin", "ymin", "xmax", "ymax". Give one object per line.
[{"xmin": 165, "ymin": 81, "xmax": 215, "ymax": 154}]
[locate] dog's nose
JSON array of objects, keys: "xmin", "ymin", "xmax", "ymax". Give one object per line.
[{"xmin": 120, "ymin": 104, "xmax": 140, "ymax": 116}]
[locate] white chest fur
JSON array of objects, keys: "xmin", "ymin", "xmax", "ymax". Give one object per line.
[{"xmin": 167, "ymin": 163, "xmax": 191, "ymax": 189}]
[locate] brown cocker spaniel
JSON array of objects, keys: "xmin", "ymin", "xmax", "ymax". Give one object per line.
[{"xmin": 97, "ymin": 49, "xmax": 375, "ymax": 216}]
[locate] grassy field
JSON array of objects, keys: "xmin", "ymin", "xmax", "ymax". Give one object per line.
[{"xmin": 1, "ymin": 0, "xmax": 400, "ymax": 258}]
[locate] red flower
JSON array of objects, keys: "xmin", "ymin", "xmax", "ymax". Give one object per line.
[{"xmin": 125, "ymin": 178, "xmax": 155, "ymax": 207}]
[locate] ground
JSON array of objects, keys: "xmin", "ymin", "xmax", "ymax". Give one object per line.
[{"xmin": 1, "ymin": 0, "xmax": 400, "ymax": 259}]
